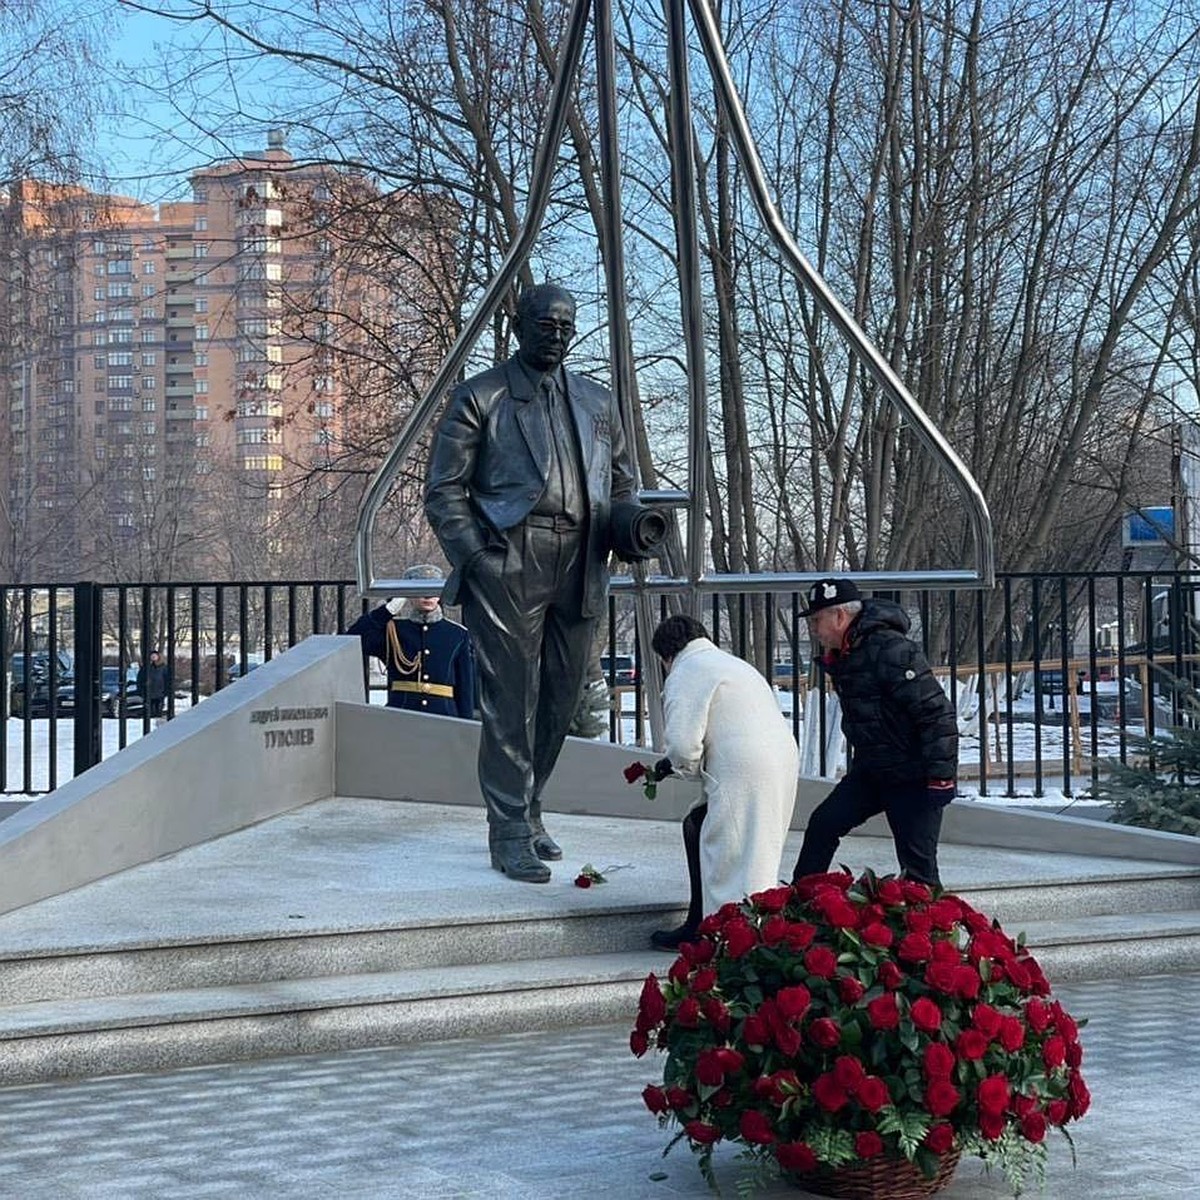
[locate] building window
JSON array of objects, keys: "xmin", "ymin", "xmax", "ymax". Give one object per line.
[
  {"xmin": 315, "ymin": 400, "xmax": 333, "ymax": 418},
  {"xmin": 107, "ymin": 352, "xmax": 133, "ymax": 365},
  {"xmin": 109, "ymin": 329, "xmax": 133, "ymax": 343},
  {"xmin": 194, "ymin": 297, "xmax": 208, "ymax": 313},
  {"xmin": 194, "ymin": 216, "xmax": 207, "ymax": 231},
  {"xmin": 194, "ymin": 352, "xmax": 208, "ymax": 366},
  {"xmin": 194, "ymin": 379, "xmax": 208, "ymax": 394},
  {"xmin": 93, "ymin": 287, "xmax": 104, "ymax": 301},
  {"xmin": 142, "ymin": 397, "xmax": 156, "ymax": 411},
  {"xmin": 142, "ymin": 329, "xmax": 156, "ymax": 342},
  {"xmin": 265, "ymin": 262, "xmax": 282, "ymax": 281},
  {"xmin": 93, "ymin": 355, "xmax": 105, "ymax": 368},
  {"xmin": 195, "ymin": 432, "xmax": 210, "ymax": 447},
  {"xmin": 94, "ymin": 311, "xmax": 106, "ymax": 323},
  {"xmin": 92, "ymin": 239, "xmax": 106, "ymax": 253},
  {"xmin": 110, "ymin": 375, "xmax": 133, "ymax": 389},
  {"xmin": 107, "ymin": 259, "xmax": 132, "ymax": 275},
  {"xmin": 108, "ymin": 282, "xmax": 132, "ymax": 298},
  {"xmin": 143, "ymin": 466, "xmax": 156, "ymax": 480},
  {"xmin": 193, "ymin": 186, "xmax": 207, "ymax": 202},
  {"xmin": 142, "ymin": 421, "xmax": 156, "ymax": 435},
  {"xmin": 195, "ymin": 325, "xmax": 208, "ymax": 340},
  {"xmin": 141, "ymin": 352, "xmax": 156, "ymax": 366},
  {"xmin": 142, "ymin": 284, "xmax": 155, "ymax": 298},
  {"xmin": 142, "ymin": 375, "xmax": 156, "ymax": 389},
  {"xmin": 142, "ymin": 261, "xmax": 155, "ymax": 275},
  {"xmin": 194, "ymin": 243, "xmax": 209, "ymax": 259},
  {"xmin": 195, "ymin": 405, "xmax": 208, "ymax": 421}
]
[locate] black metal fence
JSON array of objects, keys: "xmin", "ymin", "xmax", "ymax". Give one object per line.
[{"xmin": 3, "ymin": 571, "xmax": 1196, "ymax": 799}]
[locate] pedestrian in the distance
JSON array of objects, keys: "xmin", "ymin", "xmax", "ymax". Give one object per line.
[
  {"xmin": 649, "ymin": 614, "xmax": 800, "ymax": 950},
  {"xmin": 791, "ymin": 578, "xmax": 957, "ymax": 887},
  {"xmin": 136, "ymin": 649, "xmax": 170, "ymax": 720}
]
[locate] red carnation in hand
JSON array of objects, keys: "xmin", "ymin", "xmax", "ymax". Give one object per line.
[
  {"xmin": 776, "ymin": 1141, "xmax": 818, "ymax": 1172},
  {"xmin": 910, "ymin": 996, "xmax": 943, "ymax": 1033},
  {"xmin": 739, "ymin": 1110, "xmax": 776, "ymax": 1144},
  {"xmin": 855, "ymin": 1131, "xmax": 885, "ymax": 1159},
  {"xmin": 867, "ymin": 993, "xmax": 900, "ymax": 1030},
  {"xmin": 684, "ymin": 1120, "xmax": 721, "ymax": 1145}
]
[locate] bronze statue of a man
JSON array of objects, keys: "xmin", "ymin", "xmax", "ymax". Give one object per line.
[{"xmin": 425, "ymin": 284, "xmax": 637, "ymax": 882}]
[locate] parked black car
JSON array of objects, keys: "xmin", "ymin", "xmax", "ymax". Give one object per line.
[
  {"xmin": 7, "ymin": 651, "xmax": 75, "ymax": 718},
  {"xmin": 100, "ymin": 667, "xmax": 145, "ymax": 718}
]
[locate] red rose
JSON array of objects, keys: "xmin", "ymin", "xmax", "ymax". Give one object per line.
[
  {"xmin": 716, "ymin": 1047, "xmax": 745, "ymax": 1073},
  {"xmin": 924, "ymin": 1079, "xmax": 960, "ymax": 1118},
  {"xmin": 666, "ymin": 1086, "xmax": 693, "ymax": 1111},
  {"xmin": 803, "ymin": 946, "xmax": 838, "ymax": 978},
  {"xmin": 854, "ymin": 1075, "xmax": 890, "ymax": 1113},
  {"xmin": 761, "ymin": 915, "xmax": 790, "ymax": 946},
  {"xmin": 1047, "ymin": 1099, "xmax": 1069, "ymax": 1126},
  {"xmin": 751, "ymin": 884, "xmax": 793, "ymax": 913},
  {"xmin": 794, "ymin": 870, "xmax": 853, "ymax": 900},
  {"xmin": 923, "ymin": 1041, "xmax": 956, "ymax": 1079},
  {"xmin": 1068, "ymin": 1072, "xmax": 1091, "ymax": 1118},
  {"xmin": 971, "ymin": 1002, "xmax": 1002, "ymax": 1040},
  {"xmin": 910, "ymin": 996, "xmax": 943, "ymax": 1034},
  {"xmin": 811, "ymin": 1073, "xmax": 849, "ymax": 1112},
  {"xmin": 867, "ymin": 993, "xmax": 900, "ymax": 1030},
  {"xmin": 638, "ymin": 975, "xmax": 667, "ymax": 1028},
  {"xmin": 684, "ymin": 1120, "xmax": 721, "ymax": 1145},
  {"xmin": 925, "ymin": 960, "xmax": 958, "ymax": 994},
  {"xmin": 623, "ymin": 761, "xmax": 647, "ymax": 783},
  {"xmin": 952, "ymin": 965, "xmax": 981, "ymax": 999},
  {"xmin": 861, "ymin": 921, "xmax": 894, "ymax": 948},
  {"xmin": 905, "ymin": 907, "xmax": 934, "ymax": 933},
  {"xmin": 1006, "ymin": 958, "xmax": 1034, "ymax": 990},
  {"xmin": 954, "ymin": 1029, "xmax": 988, "ymax": 1061},
  {"xmin": 979, "ymin": 1110, "xmax": 1006, "ymax": 1140},
  {"xmin": 723, "ymin": 919, "xmax": 759, "ymax": 959},
  {"xmin": 1066, "ymin": 1041, "xmax": 1083, "ymax": 1068},
  {"xmin": 1052, "ymin": 1004, "xmax": 1079, "ymax": 1042},
  {"xmin": 642, "ymin": 1085, "xmax": 669, "ymax": 1114},
  {"xmin": 855, "ymin": 1131, "xmax": 885, "ymax": 1159},
  {"xmin": 977, "ymin": 1074, "xmax": 1011, "ymax": 1115},
  {"xmin": 808, "ymin": 1017, "xmax": 842, "ymax": 1049},
  {"xmin": 878, "ymin": 960, "xmax": 905, "ymax": 990},
  {"xmin": 1025, "ymin": 998, "xmax": 1052, "ymax": 1033},
  {"xmin": 1013, "ymin": 1093, "xmax": 1038, "ymax": 1119},
  {"xmin": 675, "ymin": 997, "xmax": 701, "ymax": 1027},
  {"xmin": 876, "ymin": 878, "xmax": 905, "ymax": 905},
  {"xmin": 742, "ymin": 1013, "xmax": 768, "ymax": 1047},
  {"xmin": 630, "ymin": 1030, "xmax": 649, "ymax": 1057},
  {"xmin": 783, "ymin": 921, "xmax": 818, "ymax": 951},
  {"xmin": 680, "ymin": 938, "xmax": 716, "ymax": 965},
  {"xmin": 821, "ymin": 896, "xmax": 861, "ymax": 928},
  {"xmin": 703, "ymin": 997, "xmax": 731, "ymax": 1033},
  {"xmin": 1042, "ymin": 1035, "xmax": 1066, "ymax": 1069},
  {"xmin": 1021, "ymin": 1112, "xmax": 1048, "ymax": 1143},
  {"xmin": 756, "ymin": 1069, "xmax": 800, "ymax": 1105},
  {"xmin": 930, "ymin": 938, "xmax": 960, "ymax": 963},
  {"xmin": 832, "ymin": 1055, "xmax": 865, "ymax": 1089},
  {"xmin": 898, "ymin": 931, "xmax": 933, "ymax": 962},
  {"xmin": 775, "ymin": 984, "xmax": 812, "ymax": 1021},
  {"xmin": 696, "ymin": 1048, "xmax": 726, "ymax": 1086},
  {"xmin": 901, "ymin": 879, "xmax": 933, "ymax": 903},
  {"xmin": 739, "ymin": 1110, "xmax": 776, "ymax": 1144},
  {"xmin": 928, "ymin": 898, "xmax": 961, "ymax": 930},
  {"xmin": 668, "ymin": 958, "xmax": 690, "ymax": 985},
  {"xmin": 838, "ymin": 975, "xmax": 866, "ymax": 1003},
  {"xmin": 775, "ymin": 1141, "xmax": 818, "ymax": 1172},
  {"xmin": 691, "ymin": 967, "xmax": 717, "ymax": 993},
  {"xmin": 769, "ymin": 1013, "xmax": 802, "ymax": 1057},
  {"xmin": 998, "ymin": 1016, "xmax": 1026, "ymax": 1052},
  {"xmin": 710, "ymin": 1087, "xmax": 733, "ymax": 1108},
  {"xmin": 924, "ymin": 1123, "xmax": 955, "ymax": 1154},
  {"xmin": 574, "ymin": 874, "xmax": 592, "ymax": 888}
]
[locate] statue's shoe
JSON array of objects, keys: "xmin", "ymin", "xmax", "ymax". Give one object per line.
[
  {"xmin": 650, "ymin": 923, "xmax": 698, "ymax": 951},
  {"xmin": 532, "ymin": 832, "xmax": 563, "ymax": 861},
  {"xmin": 490, "ymin": 841, "xmax": 552, "ymax": 883}
]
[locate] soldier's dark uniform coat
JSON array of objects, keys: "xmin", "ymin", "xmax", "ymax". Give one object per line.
[{"xmin": 347, "ymin": 605, "xmax": 476, "ymax": 720}]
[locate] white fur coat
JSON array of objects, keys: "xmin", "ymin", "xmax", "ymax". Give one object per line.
[{"xmin": 662, "ymin": 638, "xmax": 800, "ymax": 915}]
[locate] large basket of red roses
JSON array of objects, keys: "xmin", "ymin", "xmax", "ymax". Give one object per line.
[{"xmin": 632, "ymin": 870, "xmax": 1089, "ymax": 1197}]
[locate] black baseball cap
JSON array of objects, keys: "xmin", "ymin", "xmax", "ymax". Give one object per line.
[{"xmin": 800, "ymin": 577, "xmax": 862, "ymax": 617}]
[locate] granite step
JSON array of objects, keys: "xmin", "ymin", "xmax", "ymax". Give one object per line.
[{"xmin": 0, "ymin": 909, "xmax": 1196, "ymax": 1086}]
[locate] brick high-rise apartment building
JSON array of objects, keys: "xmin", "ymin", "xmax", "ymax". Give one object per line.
[{"xmin": 1, "ymin": 132, "xmax": 448, "ymax": 580}]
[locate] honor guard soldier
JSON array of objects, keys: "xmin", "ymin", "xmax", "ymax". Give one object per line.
[{"xmin": 347, "ymin": 563, "xmax": 477, "ymax": 719}]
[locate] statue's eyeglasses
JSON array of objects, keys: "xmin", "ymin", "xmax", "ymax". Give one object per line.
[{"xmin": 536, "ymin": 319, "xmax": 575, "ymax": 336}]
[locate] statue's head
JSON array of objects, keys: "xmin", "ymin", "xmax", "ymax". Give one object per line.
[{"xmin": 515, "ymin": 284, "xmax": 576, "ymax": 372}]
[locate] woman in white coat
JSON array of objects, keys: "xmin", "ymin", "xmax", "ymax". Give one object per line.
[{"xmin": 650, "ymin": 615, "xmax": 800, "ymax": 949}]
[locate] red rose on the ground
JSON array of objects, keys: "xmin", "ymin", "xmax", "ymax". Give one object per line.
[
  {"xmin": 925, "ymin": 1079, "xmax": 960, "ymax": 1118},
  {"xmin": 811, "ymin": 1073, "xmax": 849, "ymax": 1112},
  {"xmin": 875, "ymin": 878, "xmax": 905, "ymax": 905},
  {"xmin": 977, "ymin": 1075, "xmax": 1011, "ymax": 1115},
  {"xmin": 775, "ymin": 1141, "xmax": 818, "ymax": 1172},
  {"xmin": 901, "ymin": 879, "xmax": 933, "ymax": 903},
  {"xmin": 573, "ymin": 874, "xmax": 592, "ymax": 888},
  {"xmin": 623, "ymin": 762, "xmax": 647, "ymax": 783},
  {"xmin": 808, "ymin": 1017, "xmax": 841, "ymax": 1049},
  {"xmin": 684, "ymin": 1120, "xmax": 721, "ymax": 1145},
  {"xmin": 855, "ymin": 1131, "xmax": 885, "ymax": 1158},
  {"xmin": 924, "ymin": 1123, "xmax": 955, "ymax": 1154},
  {"xmin": 739, "ymin": 1110, "xmax": 776, "ymax": 1144},
  {"xmin": 854, "ymin": 1075, "xmax": 890, "ymax": 1113},
  {"xmin": 867, "ymin": 993, "xmax": 900, "ymax": 1030},
  {"xmin": 803, "ymin": 946, "xmax": 838, "ymax": 978},
  {"xmin": 642, "ymin": 1085, "xmax": 669, "ymax": 1114},
  {"xmin": 910, "ymin": 996, "xmax": 943, "ymax": 1033}
]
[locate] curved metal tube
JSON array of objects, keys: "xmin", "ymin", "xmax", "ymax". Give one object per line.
[
  {"xmin": 355, "ymin": 0, "xmax": 595, "ymax": 595},
  {"xmin": 686, "ymin": 0, "xmax": 994, "ymax": 587}
]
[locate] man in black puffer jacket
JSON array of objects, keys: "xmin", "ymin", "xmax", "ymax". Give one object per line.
[{"xmin": 791, "ymin": 578, "xmax": 958, "ymax": 885}]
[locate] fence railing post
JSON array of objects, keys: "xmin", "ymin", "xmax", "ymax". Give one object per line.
[{"xmin": 73, "ymin": 582, "xmax": 102, "ymax": 777}]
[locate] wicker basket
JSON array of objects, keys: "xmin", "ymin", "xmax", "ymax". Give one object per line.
[{"xmin": 788, "ymin": 1150, "xmax": 961, "ymax": 1200}]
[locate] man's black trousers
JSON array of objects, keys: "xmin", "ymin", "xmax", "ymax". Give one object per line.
[{"xmin": 791, "ymin": 773, "xmax": 944, "ymax": 886}]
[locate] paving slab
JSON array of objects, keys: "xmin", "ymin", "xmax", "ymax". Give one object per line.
[
  {"xmin": 0, "ymin": 972, "xmax": 1195, "ymax": 1198},
  {"xmin": 0, "ymin": 799, "xmax": 1192, "ymax": 954}
]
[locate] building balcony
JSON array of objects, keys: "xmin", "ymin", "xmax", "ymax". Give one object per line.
[
  {"xmin": 165, "ymin": 384, "xmax": 194, "ymax": 399},
  {"xmin": 166, "ymin": 314, "xmax": 193, "ymax": 329}
]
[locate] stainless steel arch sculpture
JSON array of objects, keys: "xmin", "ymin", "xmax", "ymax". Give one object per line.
[{"xmin": 355, "ymin": 0, "xmax": 995, "ymax": 724}]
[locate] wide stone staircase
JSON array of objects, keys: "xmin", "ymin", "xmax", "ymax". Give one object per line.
[{"xmin": 0, "ymin": 799, "xmax": 1197, "ymax": 1087}]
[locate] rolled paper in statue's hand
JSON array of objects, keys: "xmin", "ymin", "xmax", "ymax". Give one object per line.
[{"xmin": 610, "ymin": 500, "xmax": 668, "ymax": 562}]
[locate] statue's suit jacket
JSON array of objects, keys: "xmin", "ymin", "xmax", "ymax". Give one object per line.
[{"xmin": 425, "ymin": 356, "xmax": 637, "ymax": 620}]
